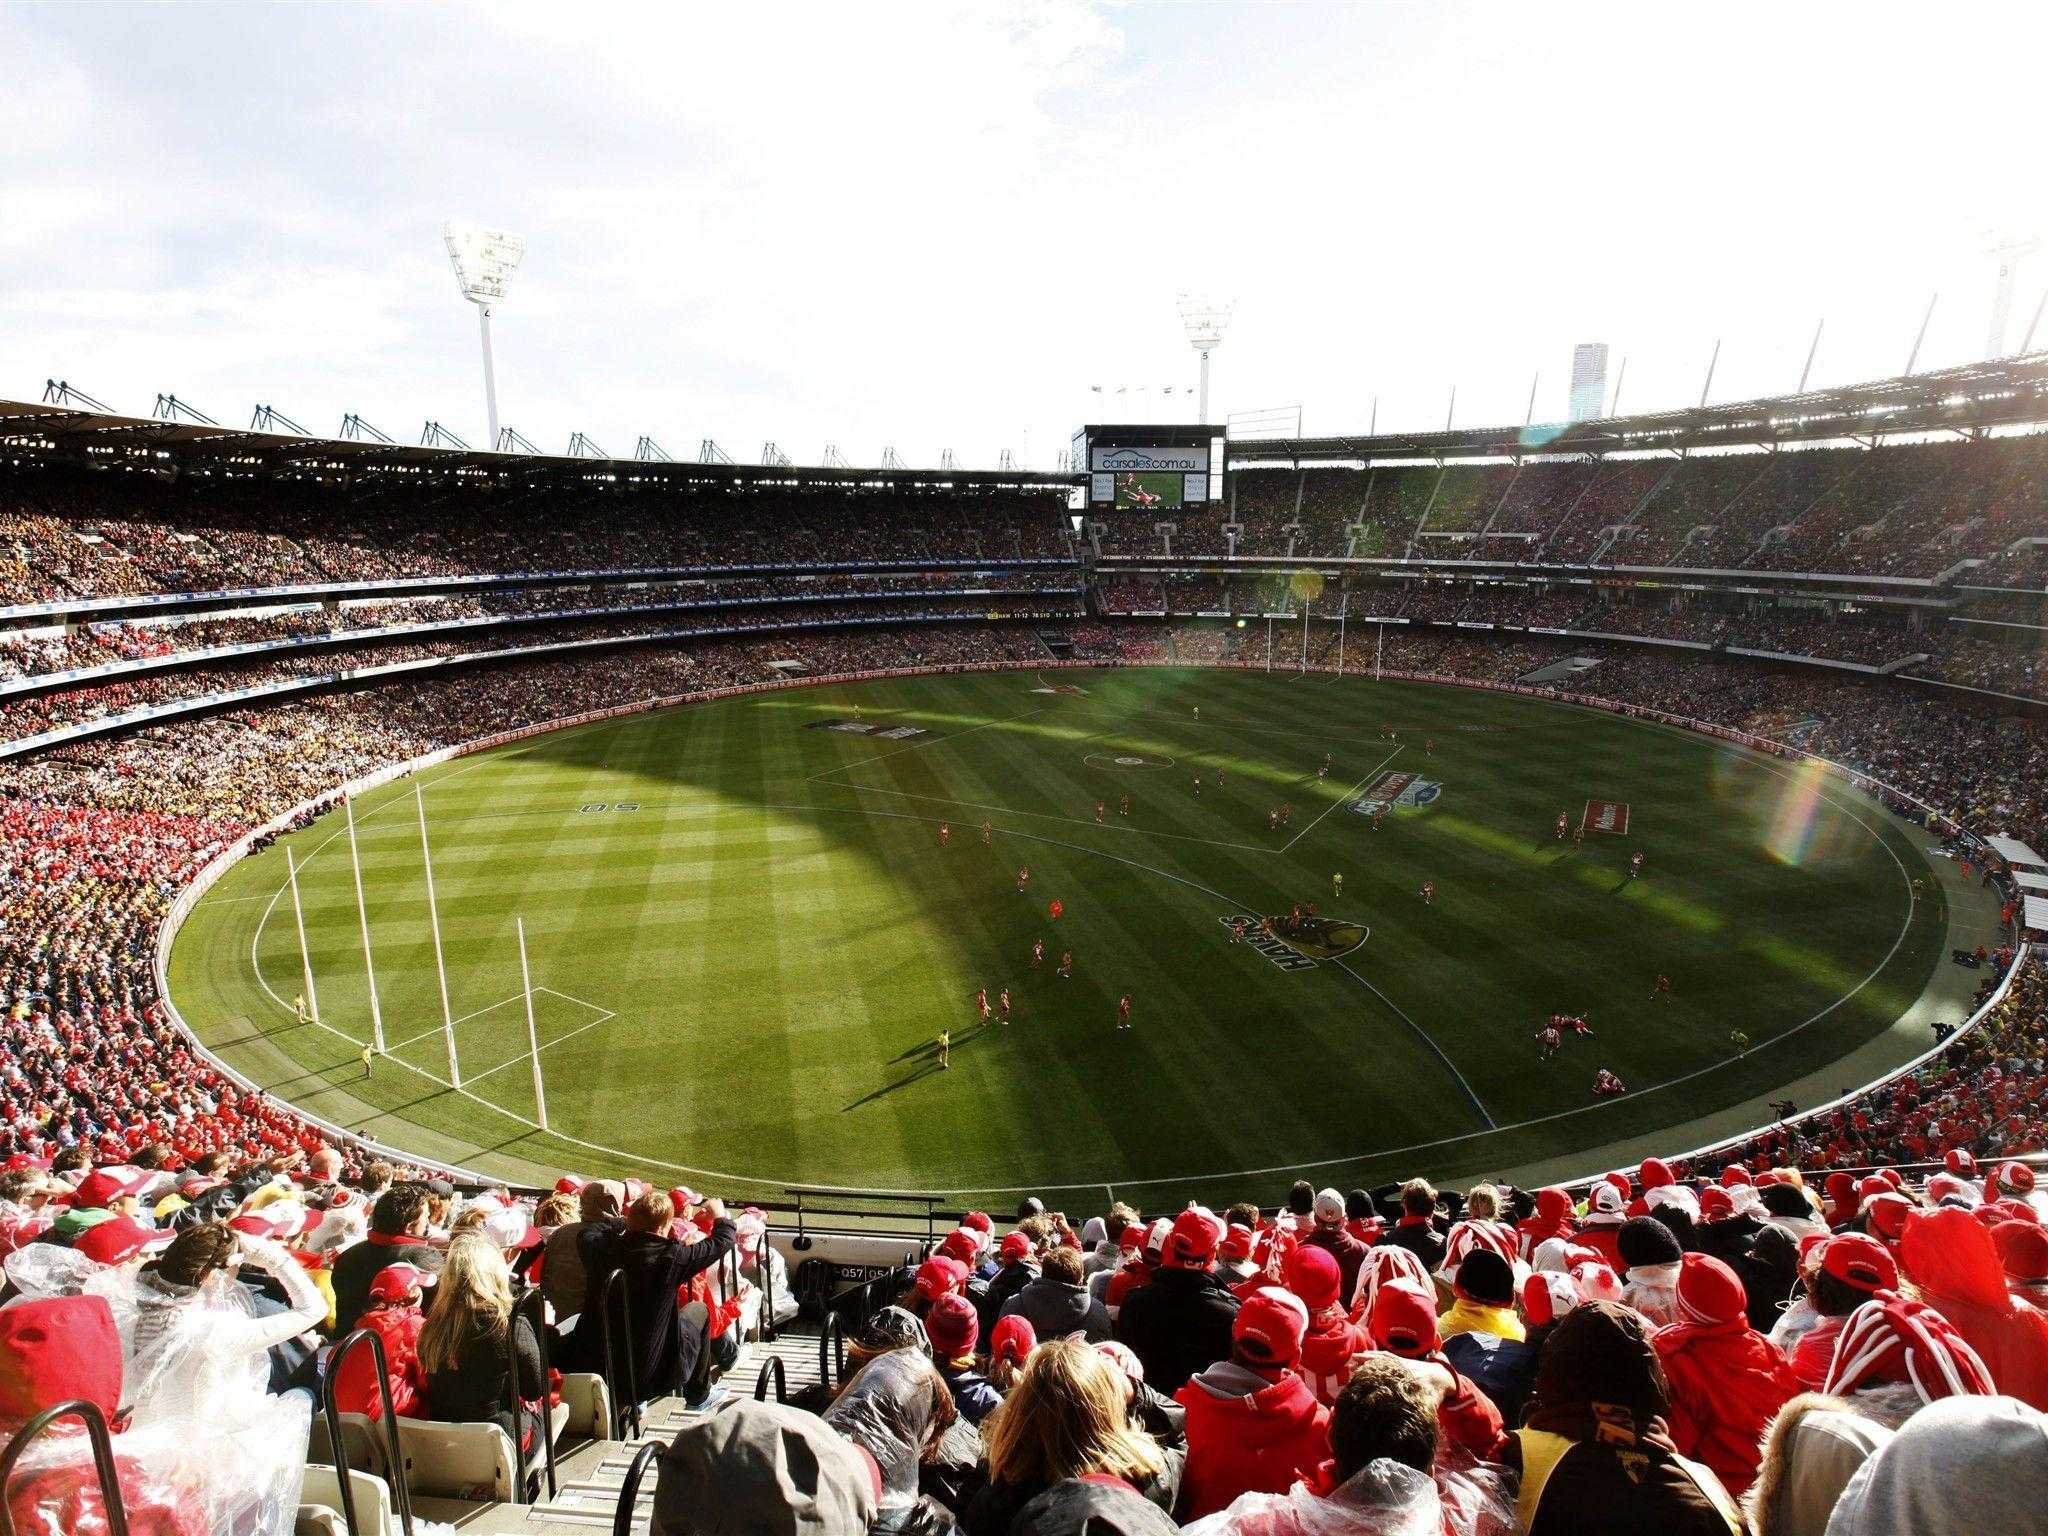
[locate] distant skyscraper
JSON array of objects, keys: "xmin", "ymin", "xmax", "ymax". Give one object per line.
[{"xmin": 1568, "ymin": 343, "xmax": 1609, "ymax": 423}]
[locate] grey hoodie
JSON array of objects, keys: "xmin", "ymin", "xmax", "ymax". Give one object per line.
[
  {"xmin": 1823, "ymin": 1393, "xmax": 2048, "ymax": 1536},
  {"xmin": 1001, "ymin": 1273, "xmax": 1112, "ymax": 1342}
]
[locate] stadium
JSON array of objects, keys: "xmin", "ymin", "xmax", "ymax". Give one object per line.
[{"xmin": 5, "ymin": 6, "xmax": 2048, "ymax": 1535}]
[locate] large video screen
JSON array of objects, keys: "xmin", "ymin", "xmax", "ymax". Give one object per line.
[{"xmin": 1112, "ymin": 470, "xmax": 1185, "ymax": 509}]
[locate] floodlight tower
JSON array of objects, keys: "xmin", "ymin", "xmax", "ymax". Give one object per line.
[
  {"xmin": 443, "ymin": 221, "xmax": 527, "ymax": 450},
  {"xmin": 1985, "ymin": 232, "xmax": 2040, "ymax": 359},
  {"xmin": 1177, "ymin": 295, "xmax": 1235, "ymax": 426}
]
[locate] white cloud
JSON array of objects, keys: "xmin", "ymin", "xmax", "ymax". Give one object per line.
[{"xmin": 3, "ymin": 1, "xmax": 2047, "ymax": 465}]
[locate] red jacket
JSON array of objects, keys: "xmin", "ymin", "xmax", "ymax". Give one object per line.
[
  {"xmin": 1654, "ymin": 1318, "xmax": 1799, "ymax": 1495},
  {"xmin": 1174, "ymin": 1361, "xmax": 1332, "ymax": 1520},
  {"xmin": 331, "ymin": 1303, "xmax": 426, "ymax": 1421},
  {"xmin": 1295, "ymin": 1312, "xmax": 1369, "ymax": 1407},
  {"xmin": 1899, "ymin": 1207, "xmax": 2048, "ymax": 1409}
]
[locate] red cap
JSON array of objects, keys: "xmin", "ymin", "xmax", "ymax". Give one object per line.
[
  {"xmin": 1856, "ymin": 1176, "xmax": 1891, "ymax": 1202},
  {"xmin": 1719, "ymin": 1165, "xmax": 1752, "ymax": 1187},
  {"xmin": 552, "ymin": 1176, "xmax": 586, "ymax": 1195},
  {"xmin": 1368, "ymin": 1281, "xmax": 1440, "ymax": 1357},
  {"xmin": 1992, "ymin": 1220, "xmax": 2048, "ymax": 1283},
  {"xmin": 1117, "ymin": 1223, "xmax": 1148, "ymax": 1254},
  {"xmin": 937, "ymin": 1228, "xmax": 981, "ymax": 1266},
  {"xmin": 989, "ymin": 1313, "xmax": 1037, "ymax": 1365},
  {"xmin": 668, "ymin": 1187, "xmax": 702, "ymax": 1212},
  {"xmin": 1754, "ymin": 1170, "xmax": 1782, "ymax": 1188},
  {"xmin": 72, "ymin": 1167, "xmax": 149, "ymax": 1210},
  {"xmin": 913, "ymin": 1255, "xmax": 969, "ymax": 1301},
  {"xmin": 1282, "ymin": 1243, "xmax": 1342, "ymax": 1311},
  {"xmin": 1165, "ymin": 1206, "xmax": 1223, "ymax": 1268},
  {"xmin": 71, "ymin": 1216, "xmax": 171, "ymax": 1266},
  {"xmin": 1945, "ymin": 1149, "xmax": 1979, "ymax": 1179},
  {"xmin": 368, "ymin": 1263, "xmax": 429, "ymax": 1302},
  {"xmin": 1638, "ymin": 1158, "xmax": 1675, "ymax": 1190},
  {"xmin": 924, "ymin": 1292, "xmax": 979, "ymax": 1357},
  {"xmin": 1603, "ymin": 1170, "xmax": 1632, "ymax": 1200},
  {"xmin": 1697, "ymin": 1187, "xmax": 1735, "ymax": 1223},
  {"xmin": 962, "ymin": 1211, "xmax": 993, "ymax": 1234},
  {"xmin": 623, "ymin": 1179, "xmax": 650, "ymax": 1204},
  {"xmin": 1234, "ymin": 1286, "xmax": 1309, "ymax": 1368},
  {"xmin": 1864, "ymin": 1192, "xmax": 1916, "ymax": 1243},
  {"xmin": 999, "ymin": 1231, "xmax": 1034, "ymax": 1264},
  {"xmin": 1821, "ymin": 1233, "xmax": 1899, "ymax": 1292},
  {"xmin": 1219, "ymin": 1224, "xmax": 1256, "ymax": 1263}
]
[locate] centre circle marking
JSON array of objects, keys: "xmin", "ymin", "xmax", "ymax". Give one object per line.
[{"xmin": 1084, "ymin": 750, "xmax": 1177, "ymax": 770}]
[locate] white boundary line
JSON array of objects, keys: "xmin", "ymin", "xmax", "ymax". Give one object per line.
[
  {"xmin": 185, "ymin": 663, "xmax": 1978, "ymax": 1194},
  {"xmin": 1278, "ymin": 747, "xmax": 1401, "ymax": 853}
]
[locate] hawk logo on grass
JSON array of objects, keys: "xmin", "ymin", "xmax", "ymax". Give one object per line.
[
  {"xmin": 1583, "ymin": 799, "xmax": 1631, "ymax": 834},
  {"xmin": 805, "ymin": 719, "xmax": 929, "ymax": 739},
  {"xmin": 1219, "ymin": 913, "xmax": 1369, "ymax": 969},
  {"xmin": 1346, "ymin": 771, "xmax": 1442, "ymax": 817}
]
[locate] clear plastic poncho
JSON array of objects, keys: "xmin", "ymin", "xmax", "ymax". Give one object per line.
[
  {"xmin": 1179, "ymin": 1457, "xmax": 1518, "ymax": 1536},
  {"xmin": 820, "ymin": 1347, "xmax": 944, "ymax": 1513}
]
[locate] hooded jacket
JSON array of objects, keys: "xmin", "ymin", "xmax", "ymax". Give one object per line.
[
  {"xmin": 1655, "ymin": 1304, "xmax": 1801, "ymax": 1495},
  {"xmin": 1896, "ymin": 1207, "xmax": 2048, "ymax": 1409},
  {"xmin": 1174, "ymin": 1359, "xmax": 1332, "ymax": 1521},
  {"xmin": 1114, "ymin": 1265, "xmax": 1241, "ymax": 1396},
  {"xmin": 1509, "ymin": 1302, "xmax": 1742, "ymax": 1536},
  {"xmin": 1001, "ymin": 1273, "xmax": 1112, "ymax": 1343},
  {"xmin": 577, "ymin": 1216, "xmax": 737, "ymax": 1397},
  {"xmin": 1822, "ymin": 1392, "xmax": 2048, "ymax": 1536},
  {"xmin": 1296, "ymin": 1309, "xmax": 1370, "ymax": 1407},
  {"xmin": 330, "ymin": 1300, "xmax": 426, "ymax": 1420},
  {"xmin": 1742, "ymin": 1394, "xmax": 1890, "ymax": 1536}
]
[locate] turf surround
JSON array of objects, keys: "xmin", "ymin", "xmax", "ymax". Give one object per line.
[{"xmin": 162, "ymin": 661, "xmax": 2002, "ymax": 1206}]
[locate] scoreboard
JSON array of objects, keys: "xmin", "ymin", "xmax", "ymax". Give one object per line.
[{"xmin": 1071, "ymin": 425, "xmax": 1226, "ymax": 511}]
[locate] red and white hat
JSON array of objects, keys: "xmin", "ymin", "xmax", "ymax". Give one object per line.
[
  {"xmin": 230, "ymin": 1199, "xmax": 310, "ymax": 1242},
  {"xmin": 1443, "ymin": 1218, "xmax": 1518, "ymax": 1273},
  {"xmin": 552, "ymin": 1175, "xmax": 586, "ymax": 1196},
  {"xmin": 1944, "ymin": 1148, "xmax": 1979, "ymax": 1179},
  {"xmin": 1823, "ymin": 1293, "xmax": 1993, "ymax": 1404},
  {"xmin": 1568, "ymin": 1259, "xmax": 1624, "ymax": 1305},
  {"xmin": 71, "ymin": 1167, "xmax": 152, "ymax": 1211},
  {"xmin": 1988, "ymin": 1162, "xmax": 2037, "ymax": 1204},
  {"xmin": 998, "ymin": 1231, "xmax": 1034, "ymax": 1264},
  {"xmin": 936, "ymin": 1228, "xmax": 982, "ymax": 1266},
  {"xmin": 1521, "ymin": 1270, "xmax": 1580, "ymax": 1328},
  {"xmin": 71, "ymin": 1215, "xmax": 173, "ymax": 1267},
  {"xmin": 1356, "ymin": 1244, "xmax": 1430, "ymax": 1318},
  {"xmin": 1234, "ymin": 1286, "xmax": 1310, "ymax": 1369},
  {"xmin": 1925, "ymin": 1172, "xmax": 1979, "ymax": 1208},
  {"xmin": 1672, "ymin": 1252, "xmax": 1747, "ymax": 1328},
  {"xmin": 368, "ymin": 1262, "xmax": 431, "ymax": 1302}
]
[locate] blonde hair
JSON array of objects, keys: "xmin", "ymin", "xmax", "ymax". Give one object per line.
[
  {"xmin": 982, "ymin": 1340, "xmax": 1165, "ymax": 1489},
  {"xmin": 1464, "ymin": 1184, "xmax": 1501, "ymax": 1221},
  {"xmin": 418, "ymin": 1231, "xmax": 514, "ymax": 1374}
]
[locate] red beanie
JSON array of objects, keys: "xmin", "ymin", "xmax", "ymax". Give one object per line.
[
  {"xmin": 1536, "ymin": 1187, "xmax": 1573, "ymax": 1223},
  {"xmin": 0, "ymin": 1296, "xmax": 121, "ymax": 1425},
  {"xmin": 1672, "ymin": 1253, "xmax": 1747, "ymax": 1327},
  {"xmin": 925, "ymin": 1293, "xmax": 979, "ymax": 1358},
  {"xmin": 1234, "ymin": 1286, "xmax": 1309, "ymax": 1369},
  {"xmin": 1283, "ymin": 1243, "xmax": 1342, "ymax": 1312},
  {"xmin": 1368, "ymin": 1281, "xmax": 1440, "ymax": 1358}
]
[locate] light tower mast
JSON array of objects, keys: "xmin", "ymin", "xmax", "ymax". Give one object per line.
[
  {"xmin": 443, "ymin": 221, "xmax": 527, "ymax": 450},
  {"xmin": 1986, "ymin": 232, "xmax": 2040, "ymax": 359},
  {"xmin": 1177, "ymin": 295, "xmax": 1235, "ymax": 426}
]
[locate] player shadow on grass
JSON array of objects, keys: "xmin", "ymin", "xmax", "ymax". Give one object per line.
[{"xmin": 849, "ymin": 1022, "xmax": 997, "ymax": 1109}]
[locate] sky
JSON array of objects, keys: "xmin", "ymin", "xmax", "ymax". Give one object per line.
[{"xmin": 5, "ymin": 0, "xmax": 2048, "ymax": 470}]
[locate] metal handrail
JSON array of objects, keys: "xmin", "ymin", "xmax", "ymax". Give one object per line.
[
  {"xmin": 321, "ymin": 1327, "xmax": 417, "ymax": 1536},
  {"xmin": 0, "ymin": 1400, "xmax": 127, "ymax": 1536},
  {"xmin": 818, "ymin": 1311, "xmax": 847, "ymax": 1392},
  {"xmin": 612, "ymin": 1442, "xmax": 663, "ymax": 1536},
  {"xmin": 599, "ymin": 1268, "xmax": 643, "ymax": 1441},
  {"xmin": 507, "ymin": 1286, "xmax": 558, "ymax": 1501},
  {"xmin": 754, "ymin": 1353, "xmax": 788, "ymax": 1404}
]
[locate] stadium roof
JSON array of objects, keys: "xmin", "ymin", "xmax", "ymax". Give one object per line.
[
  {"xmin": 0, "ymin": 397, "xmax": 1076, "ymax": 491},
  {"xmin": 1227, "ymin": 352, "xmax": 2048, "ymax": 465}
]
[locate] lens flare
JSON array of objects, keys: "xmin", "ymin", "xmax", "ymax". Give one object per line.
[{"xmin": 1760, "ymin": 753, "xmax": 1836, "ymax": 866}]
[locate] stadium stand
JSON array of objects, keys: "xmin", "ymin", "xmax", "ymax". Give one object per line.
[{"xmin": 1, "ymin": 370, "xmax": 2047, "ymax": 1534}]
